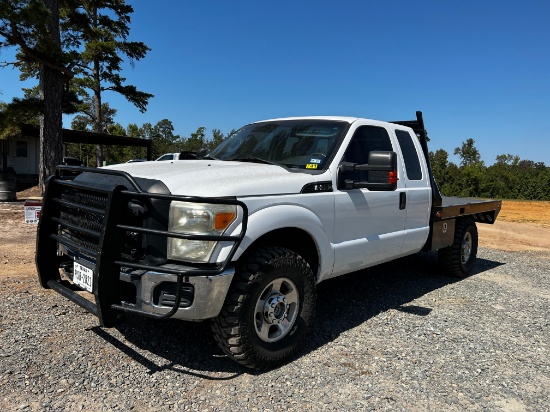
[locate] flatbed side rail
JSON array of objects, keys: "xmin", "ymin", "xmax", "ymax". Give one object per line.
[
  {"xmin": 432, "ymin": 198, "xmax": 502, "ymax": 223},
  {"xmin": 36, "ymin": 167, "xmax": 248, "ymax": 326}
]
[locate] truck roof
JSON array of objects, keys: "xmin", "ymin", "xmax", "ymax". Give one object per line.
[
  {"xmin": 253, "ymin": 116, "xmax": 410, "ymax": 129},
  {"xmin": 256, "ymin": 116, "xmax": 358, "ymax": 122}
]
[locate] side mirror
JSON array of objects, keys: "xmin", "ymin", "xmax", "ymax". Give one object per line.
[
  {"xmin": 196, "ymin": 148, "xmax": 208, "ymax": 159},
  {"xmin": 338, "ymin": 151, "xmax": 398, "ymax": 191},
  {"xmin": 178, "ymin": 151, "xmax": 198, "ymax": 160}
]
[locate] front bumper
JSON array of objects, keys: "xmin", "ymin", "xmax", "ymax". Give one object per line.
[
  {"xmin": 57, "ymin": 254, "xmax": 235, "ymax": 321},
  {"xmin": 121, "ymin": 266, "xmax": 235, "ymax": 320}
]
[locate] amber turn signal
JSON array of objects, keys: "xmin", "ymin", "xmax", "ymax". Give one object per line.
[{"xmin": 214, "ymin": 212, "xmax": 237, "ymax": 230}]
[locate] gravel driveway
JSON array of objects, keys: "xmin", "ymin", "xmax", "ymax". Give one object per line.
[{"xmin": 1, "ymin": 247, "xmax": 548, "ymax": 411}]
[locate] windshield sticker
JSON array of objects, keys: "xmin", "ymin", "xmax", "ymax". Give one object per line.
[
  {"xmin": 309, "ymin": 158, "xmax": 321, "ymax": 164},
  {"xmin": 305, "ymin": 163, "xmax": 318, "ymax": 169}
]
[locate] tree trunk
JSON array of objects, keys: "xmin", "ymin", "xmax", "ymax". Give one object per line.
[
  {"xmin": 94, "ymin": 82, "xmax": 103, "ymax": 166},
  {"xmin": 92, "ymin": 5, "xmax": 103, "ymax": 168},
  {"xmin": 1, "ymin": 139, "xmax": 9, "ymax": 173},
  {"xmin": 39, "ymin": 0, "xmax": 64, "ymax": 192}
]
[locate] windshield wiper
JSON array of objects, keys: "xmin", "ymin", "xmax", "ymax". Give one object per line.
[{"xmin": 231, "ymin": 157, "xmax": 283, "ymax": 167}]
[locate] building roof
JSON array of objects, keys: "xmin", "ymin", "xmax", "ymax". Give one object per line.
[
  {"xmin": 20, "ymin": 125, "xmax": 152, "ymax": 148},
  {"xmin": 19, "ymin": 125, "xmax": 152, "ymax": 159}
]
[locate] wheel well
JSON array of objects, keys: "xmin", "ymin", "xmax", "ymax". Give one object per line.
[{"xmin": 242, "ymin": 228, "xmax": 320, "ymax": 277}]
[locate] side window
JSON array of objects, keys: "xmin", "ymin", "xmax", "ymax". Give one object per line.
[
  {"xmin": 342, "ymin": 126, "xmax": 393, "ymax": 181},
  {"xmin": 395, "ymin": 130, "xmax": 422, "ymax": 180}
]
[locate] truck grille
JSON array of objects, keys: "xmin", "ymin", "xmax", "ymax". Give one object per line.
[
  {"xmin": 53, "ymin": 184, "xmax": 146, "ymax": 263},
  {"xmin": 58, "ymin": 188, "xmax": 108, "ymax": 256}
]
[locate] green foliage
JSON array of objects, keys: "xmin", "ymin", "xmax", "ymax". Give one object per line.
[
  {"xmin": 150, "ymin": 119, "xmax": 181, "ymax": 157},
  {"xmin": 67, "ymin": 116, "xmax": 230, "ymax": 164},
  {"xmin": 431, "ymin": 141, "xmax": 549, "ymax": 201},
  {"xmin": 121, "ymin": 121, "xmax": 230, "ymax": 160},
  {"xmin": 183, "ymin": 126, "xmax": 206, "ymax": 152},
  {"xmin": 454, "ymin": 138, "xmax": 483, "ymax": 167},
  {"xmin": 0, "ymin": 0, "xmax": 72, "ymax": 75},
  {"xmin": 430, "ymin": 149, "xmax": 450, "ymax": 194},
  {"xmin": 64, "ymin": 120, "xmax": 146, "ymax": 165},
  {"xmin": 459, "ymin": 164, "xmax": 485, "ymax": 197},
  {"xmin": 63, "ymin": 0, "xmax": 153, "ymax": 166},
  {"xmin": 210, "ymin": 128, "xmax": 226, "ymax": 149},
  {"xmin": 64, "ymin": 141, "xmax": 92, "ymax": 165},
  {"xmin": 0, "ymin": 1, "xmax": 78, "ymax": 105},
  {"xmin": 71, "ymin": 100, "xmax": 116, "ymax": 131},
  {"xmin": 0, "ymin": 97, "xmax": 41, "ymax": 138},
  {"xmin": 64, "ymin": 0, "xmax": 153, "ymax": 120}
]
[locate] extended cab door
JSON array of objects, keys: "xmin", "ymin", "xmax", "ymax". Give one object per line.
[
  {"xmin": 392, "ymin": 128, "xmax": 431, "ymax": 255},
  {"xmin": 331, "ymin": 123, "xmax": 407, "ymax": 276}
]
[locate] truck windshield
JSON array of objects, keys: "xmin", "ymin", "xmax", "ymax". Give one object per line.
[{"xmin": 209, "ymin": 120, "xmax": 348, "ymax": 170}]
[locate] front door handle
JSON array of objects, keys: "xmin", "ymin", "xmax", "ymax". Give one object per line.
[{"xmin": 399, "ymin": 192, "xmax": 406, "ymax": 210}]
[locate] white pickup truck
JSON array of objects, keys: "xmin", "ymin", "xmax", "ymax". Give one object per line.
[{"xmin": 37, "ymin": 111, "xmax": 501, "ymax": 370}]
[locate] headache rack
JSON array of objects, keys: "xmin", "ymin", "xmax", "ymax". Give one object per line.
[{"xmin": 36, "ymin": 166, "xmax": 248, "ymax": 327}]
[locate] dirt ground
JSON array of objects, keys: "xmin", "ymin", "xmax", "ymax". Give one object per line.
[
  {"xmin": 1, "ymin": 197, "xmax": 549, "ymax": 282},
  {"xmin": 477, "ymin": 200, "xmax": 550, "ymax": 252}
]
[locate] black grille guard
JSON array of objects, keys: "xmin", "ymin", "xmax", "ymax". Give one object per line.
[{"xmin": 36, "ymin": 166, "xmax": 248, "ymax": 327}]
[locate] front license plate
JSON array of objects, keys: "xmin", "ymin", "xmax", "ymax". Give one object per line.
[{"xmin": 73, "ymin": 261, "xmax": 94, "ymax": 292}]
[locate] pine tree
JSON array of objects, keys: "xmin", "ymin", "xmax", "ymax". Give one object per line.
[{"xmin": 64, "ymin": 0, "xmax": 153, "ymax": 166}]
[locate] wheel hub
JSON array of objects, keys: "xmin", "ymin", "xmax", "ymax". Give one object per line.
[
  {"xmin": 264, "ymin": 295, "xmax": 290, "ymax": 325},
  {"xmin": 461, "ymin": 232, "xmax": 472, "ymax": 264},
  {"xmin": 254, "ymin": 277, "xmax": 299, "ymax": 343}
]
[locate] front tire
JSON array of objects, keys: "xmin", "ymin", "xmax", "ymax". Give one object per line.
[
  {"xmin": 438, "ymin": 218, "xmax": 478, "ymax": 277},
  {"xmin": 211, "ymin": 246, "xmax": 316, "ymax": 370}
]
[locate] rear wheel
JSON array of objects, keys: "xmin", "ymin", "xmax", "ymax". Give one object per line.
[
  {"xmin": 438, "ymin": 218, "xmax": 478, "ymax": 277},
  {"xmin": 211, "ymin": 246, "xmax": 316, "ymax": 370}
]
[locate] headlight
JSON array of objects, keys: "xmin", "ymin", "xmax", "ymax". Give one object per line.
[{"xmin": 168, "ymin": 202, "xmax": 237, "ymax": 263}]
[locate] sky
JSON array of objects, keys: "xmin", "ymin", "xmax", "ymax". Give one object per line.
[{"xmin": 1, "ymin": 0, "xmax": 549, "ymax": 165}]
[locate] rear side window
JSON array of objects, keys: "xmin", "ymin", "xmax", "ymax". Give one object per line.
[
  {"xmin": 157, "ymin": 154, "xmax": 173, "ymax": 161},
  {"xmin": 395, "ymin": 130, "xmax": 422, "ymax": 180}
]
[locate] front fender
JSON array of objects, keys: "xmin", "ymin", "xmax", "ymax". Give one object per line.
[{"xmin": 222, "ymin": 204, "xmax": 335, "ymax": 283}]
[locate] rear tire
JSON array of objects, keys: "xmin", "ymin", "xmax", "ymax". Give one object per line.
[
  {"xmin": 211, "ymin": 246, "xmax": 316, "ymax": 370},
  {"xmin": 438, "ymin": 218, "xmax": 478, "ymax": 277}
]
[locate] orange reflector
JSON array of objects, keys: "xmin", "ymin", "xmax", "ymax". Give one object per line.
[
  {"xmin": 214, "ymin": 212, "xmax": 236, "ymax": 230},
  {"xmin": 436, "ymin": 211, "xmax": 442, "ymax": 219},
  {"xmin": 388, "ymin": 171, "xmax": 398, "ymax": 184}
]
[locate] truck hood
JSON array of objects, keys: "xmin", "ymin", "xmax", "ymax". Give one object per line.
[{"xmin": 106, "ymin": 160, "xmax": 322, "ymax": 197}]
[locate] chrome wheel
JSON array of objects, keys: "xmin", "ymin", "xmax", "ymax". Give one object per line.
[
  {"xmin": 461, "ymin": 232, "xmax": 472, "ymax": 264},
  {"xmin": 254, "ymin": 277, "xmax": 299, "ymax": 343}
]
